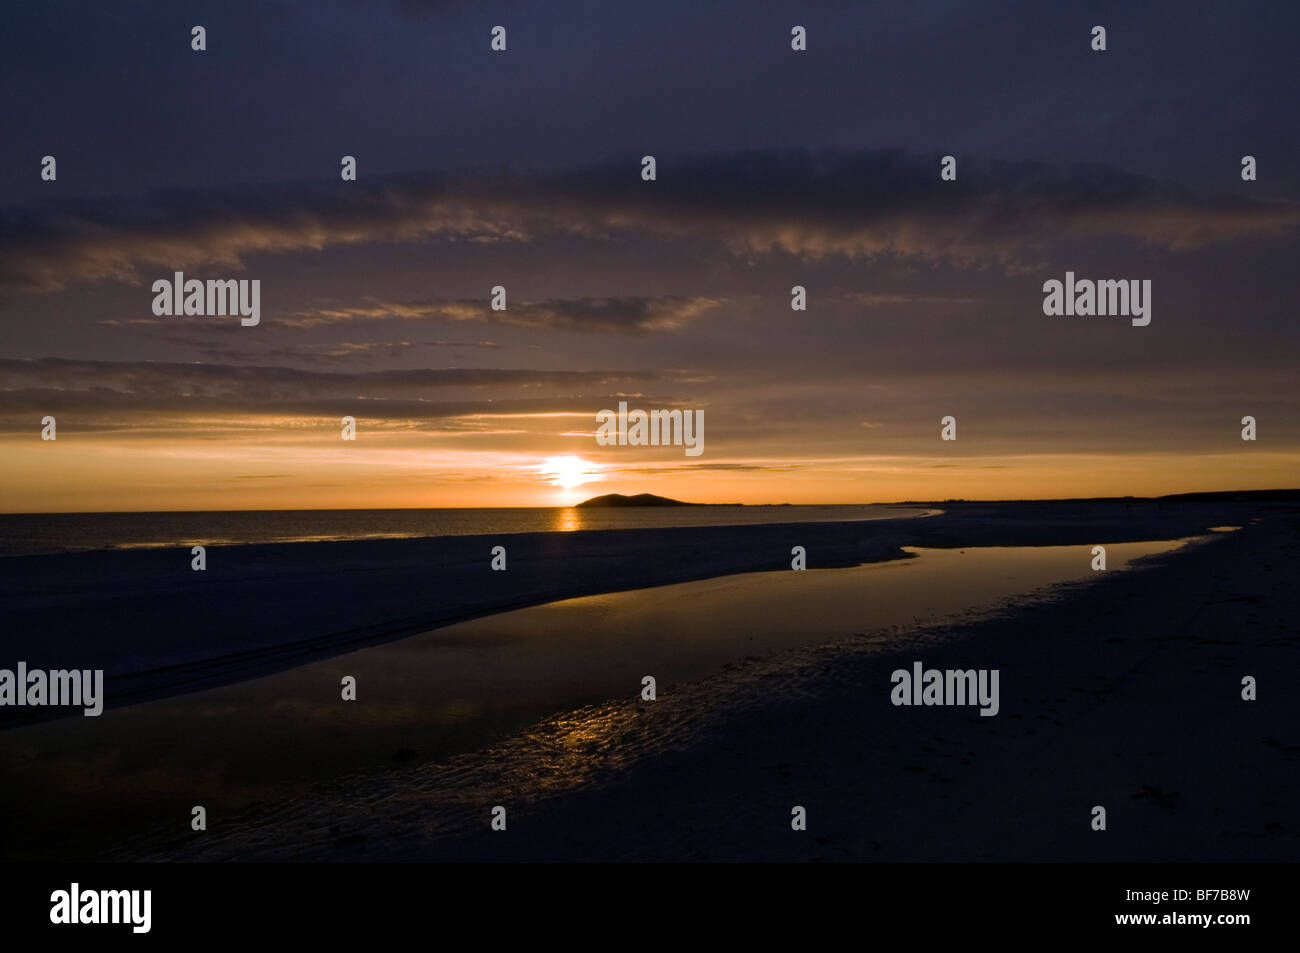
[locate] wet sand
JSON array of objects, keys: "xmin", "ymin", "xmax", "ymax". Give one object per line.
[
  {"xmin": 1, "ymin": 499, "xmax": 1294, "ymax": 862},
  {"xmin": 375, "ymin": 514, "xmax": 1294, "ymax": 863},
  {"xmin": 87, "ymin": 512, "xmax": 1298, "ymax": 862},
  {"xmin": 0, "ymin": 499, "xmax": 1269, "ymax": 715},
  {"xmin": 0, "ymin": 537, "xmax": 1188, "ymax": 860}
]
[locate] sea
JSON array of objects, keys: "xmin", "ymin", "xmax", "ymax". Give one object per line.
[{"xmin": 0, "ymin": 504, "xmax": 933, "ymax": 557}]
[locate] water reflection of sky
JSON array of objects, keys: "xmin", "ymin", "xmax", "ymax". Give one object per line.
[{"xmin": 0, "ymin": 535, "xmax": 1201, "ymax": 859}]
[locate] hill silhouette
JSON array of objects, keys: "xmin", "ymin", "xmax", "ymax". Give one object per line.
[{"xmin": 576, "ymin": 493, "xmax": 699, "ymax": 508}]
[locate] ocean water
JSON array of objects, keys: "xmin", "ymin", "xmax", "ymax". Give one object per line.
[{"xmin": 0, "ymin": 504, "xmax": 932, "ymax": 557}]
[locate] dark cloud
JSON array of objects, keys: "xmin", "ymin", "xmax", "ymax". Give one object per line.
[
  {"xmin": 194, "ymin": 340, "xmax": 504, "ymax": 366},
  {"xmin": 0, "ymin": 357, "xmax": 667, "ymax": 402},
  {"xmin": 0, "ymin": 390, "xmax": 666, "ymax": 434},
  {"xmin": 0, "ymin": 356, "xmax": 709, "ymax": 434},
  {"xmin": 5, "ymin": 151, "xmax": 1296, "ymax": 293},
  {"xmin": 281, "ymin": 295, "xmax": 723, "ymax": 332}
]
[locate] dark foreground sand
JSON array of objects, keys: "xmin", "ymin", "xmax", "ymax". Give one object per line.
[
  {"xmin": 111, "ymin": 505, "xmax": 1299, "ymax": 862},
  {"xmin": 0, "ymin": 500, "xmax": 1275, "ymax": 718}
]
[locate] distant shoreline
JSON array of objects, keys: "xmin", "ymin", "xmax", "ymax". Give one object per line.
[
  {"xmin": 0, "ymin": 503, "xmax": 927, "ymax": 558},
  {"xmin": 3, "ymin": 487, "xmax": 1299, "ymax": 518}
]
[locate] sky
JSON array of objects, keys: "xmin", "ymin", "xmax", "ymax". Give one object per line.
[{"xmin": 1, "ymin": 0, "xmax": 1297, "ymax": 511}]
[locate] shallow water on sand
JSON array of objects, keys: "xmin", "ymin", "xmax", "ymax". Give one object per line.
[{"xmin": 0, "ymin": 536, "xmax": 1199, "ymax": 859}]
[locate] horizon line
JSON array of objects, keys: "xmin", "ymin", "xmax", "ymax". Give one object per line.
[{"xmin": 3, "ymin": 488, "xmax": 1299, "ymax": 517}]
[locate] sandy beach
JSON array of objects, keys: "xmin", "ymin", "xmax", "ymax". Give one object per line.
[
  {"xmin": 0, "ymin": 499, "xmax": 1272, "ymax": 717},
  {"xmin": 101, "ymin": 504, "xmax": 1295, "ymax": 863},
  {"xmin": 1, "ymin": 498, "xmax": 1295, "ymax": 862}
]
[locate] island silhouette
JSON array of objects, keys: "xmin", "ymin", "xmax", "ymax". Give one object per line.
[{"xmin": 576, "ymin": 492, "xmax": 704, "ymax": 507}]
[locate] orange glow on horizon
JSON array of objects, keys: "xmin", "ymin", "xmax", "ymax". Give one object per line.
[{"xmin": 2, "ymin": 431, "xmax": 1298, "ymax": 512}]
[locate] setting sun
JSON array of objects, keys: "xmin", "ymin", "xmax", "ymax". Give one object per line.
[{"xmin": 538, "ymin": 456, "xmax": 602, "ymax": 490}]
